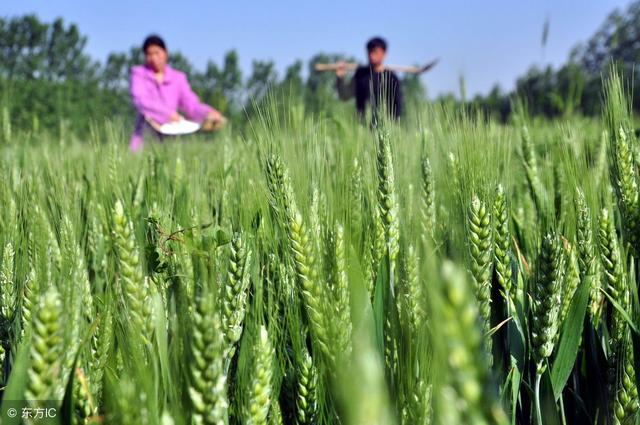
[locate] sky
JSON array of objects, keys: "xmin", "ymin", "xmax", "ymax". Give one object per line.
[{"xmin": 2, "ymin": 0, "xmax": 634, "ymax": 97}]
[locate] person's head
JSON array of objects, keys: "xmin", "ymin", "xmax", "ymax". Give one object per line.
[
  {"xmin": 366, "ymin": 37, "xmax": 387, "ymax": 67},
  {"xmin": 143, "ymin": 35, "xmax": 168, "ymax": 72}
]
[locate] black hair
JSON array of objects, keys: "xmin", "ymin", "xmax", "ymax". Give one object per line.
[
  {"xmin": 143, "ymin": 35, "xmax": 166, "ymax": 53},
  {"xmin": 366, "ymin": 37, "xmax": 387, "ymax": 52}
]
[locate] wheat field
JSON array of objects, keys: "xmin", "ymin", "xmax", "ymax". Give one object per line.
[{"xmin": 0, "ymin": 71, "xmax": 637, "ymax": 425}]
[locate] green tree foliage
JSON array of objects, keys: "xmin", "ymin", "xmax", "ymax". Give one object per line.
[
  {"xmin": 403, "ymin": 74, "xmax": 427, "ymax": 112},
  {"xmin": 305, "ymin": 53, "xmax": 355, "ymax": 113},
  {"xmin": 0, "ymin": 15, "xmax": 111, "ymax": 134},
  {"xmin": 466, "ymin": 1, "xmax": 640, "ymax": 120},
  {"xmin": 280, "ymin": 60, "xmax": 304, "ymax": 97},
  {"xmin": 247, "ymin": 60, "xmax": 278, "ymax": 102}
]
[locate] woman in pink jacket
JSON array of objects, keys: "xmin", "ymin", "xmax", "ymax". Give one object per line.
[{"xmin": 129, "ymin": 35, "xmax": 225, "ymax": 152}]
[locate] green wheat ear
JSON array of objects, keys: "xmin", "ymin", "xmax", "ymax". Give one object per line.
[
  {"xmin": 436, "ymin": 261, "xmax": 507, "ymax": 425},
  {"xmin": 21, "ymin": 269, "xmax": 38, "ymax": 341},
  {"xmin": 245, "ymin": 326, "xmax": 274, "ymax": 425},
  {"xmin": 403, "ymin": 379, "xmax": 432, "ymax": 425},
  {"xmin": 222, "ymin": 232, "xmax": 251, "ymax": 358},
  {"xmin": 531, "ymin": 233, "xmax": 562, "ymax": 375},
  {"xmin": 73, "ymin": 368, "xmax": 96, "ymax": 424},
  {"xmin": 559, "ymin": 240, "xmax": 579, "ymax": 326},
  {"xmin": 0, "ymin": 242, "xmax": 15, "ymax": 323},
  {"xmin": 609, "ymin": 126, "xmax": 640, "ymax": 252},
  {"xmin": 467, "ymin": 195, "xmax": 493, "ymax": 362},
  {"xmin": 350, "ymin": 157, "xmax": 364, "ymax": 235},
  {"xmin": 598, "ymin": 207, "xmax": 639, "ymax": 423},
  {"xmin": 575, "ymin": 189, "xmax": 602, "ymax": 324},
  {"xmin": 266, "ymin": 155, "xmax": 333, "ymax": 367},
  {"xmin": 286, "ymin": 204, "xmax": 333, "ymax": 366},
  {"xmin": 448, "ymin": 151, "xmax": 461, "ymax": 193},
  {"xmin": 0, "ymin": 242, "xmax": 14, "ymax": 385},
  {"xmin": 376, "ymin": 126, "xmax": 400, "ymax": 276},
  {"xmin": 26, "ymin": 286, "xmax": 64, "ymax": 403},
  {"xmin": 598, "ymin": 208, "xmax": 624, "ymax": 342},
  {"xmin": 309, "ymin": 187, "xmax": 323, "ymax": 261},
  {"xmin": 295, "ymin": 349, "xmax": 318, "ymax": 425},
  {"xmin": 401, "ymin": 244, "xmax": 425, "ymax": 336},
  {"xmin": 328, "ymin": 223, "xmax": 352, "ymax": 361},
  {"xmin": 268, "ymin": 399, "xmax": 283, "ymax": 425},
  {"xmin": 611, "ymin": 330, "xmax": 639, "ymax": 424},
  {"xmin": 604, "ymin": 70, "xmax": 640, "ymax": 254},
  {"xmin": 420, "ymin": 156, "xmax": 436, "ymax": 240},
  {"xmin": 492, "ymin": 185, "xmax": 513, "ymax": 302},
  {"xmin": 90, "ymin": 306, "xmax": 113, "ymax": 406},
  {"xmin": 112, "ymin": 199, "xmax": 153, "ymax": 346},
  {"xmin": 521, "ymin": 125, "xmax": 546, "ymax": 215},
  {"xmin": 189, "ymin": 290, "xmax": 228, "ymax": 425},
  {"xmin": 371, "ymin": 207, "xmax": 386, "ymax": 288}
]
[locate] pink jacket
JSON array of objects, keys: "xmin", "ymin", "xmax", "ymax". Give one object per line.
[{"xmin": 129, "ymin": 64, "xmax": 213, "ymax": 151}]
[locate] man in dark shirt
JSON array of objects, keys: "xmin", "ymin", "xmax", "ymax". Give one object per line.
[{"xmin": 335, "ymin": 37, "xmax": 403, "ymax": 121}]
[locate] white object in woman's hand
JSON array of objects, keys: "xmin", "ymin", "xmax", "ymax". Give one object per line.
[{"xmin": 158, "ymin": 120, "xmax": 201, "ymax": 135}]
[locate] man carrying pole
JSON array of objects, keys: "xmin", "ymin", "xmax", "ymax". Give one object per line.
[
  {"xmin": 337, "ymin": 37, "xmax": 401, "ymax": 121},
  {"xmin": 316, "ymin": 37, "xmax": 438, "ymax": 122}
]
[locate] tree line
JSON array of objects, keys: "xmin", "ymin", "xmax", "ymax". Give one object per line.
[
  {"xmin": 2, "ymin": 2, "xmax": 640, "ymax": 135},
  {"xmin": 466, "ymin": 0, "xmax": 640, "ymax": 121}
]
